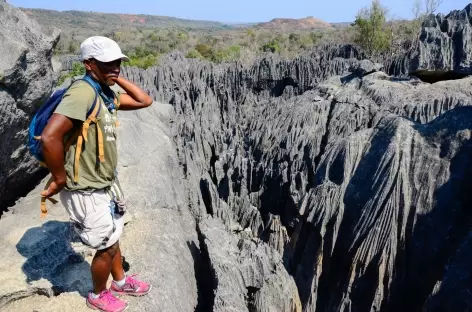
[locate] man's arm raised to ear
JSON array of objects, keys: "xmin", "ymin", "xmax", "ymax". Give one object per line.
[
  {"xmin": 40, "ymin": 114, "xmax": 75, "ymax": 198},
  {"xmin": 112, "ymin": 77, "xmax": 153, "ymax": 111}
]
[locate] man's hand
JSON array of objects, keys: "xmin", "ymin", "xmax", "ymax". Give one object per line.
[
  {"xmin": 111, "ymin": 76, "xmax": 153, "ymax": 111},
  {"xmin": 41, "ymin": 113, "xmax": 75, "ymax": 197},
  {"xmin": 41, "ymin": 179, "xmax": 66, "ymax": 198}
]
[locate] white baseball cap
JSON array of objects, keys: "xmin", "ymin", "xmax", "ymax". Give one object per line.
[{"xmin": 80, "ymin": 36, "xmax": 129, "ymax": 62}]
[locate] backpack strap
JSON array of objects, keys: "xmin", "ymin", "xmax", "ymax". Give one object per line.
[
  {"xmin": 114, "ymin": 97, "xmax": 121, "ymax": 127},
  {"xmin": 80, "ymin": 75, "xmax": 106, "ymax": 162},
  {"xmin": 40, "ymin": 176, "xmax": 58, "ymax": 218},
  {"xmin": 73, "ymin": 92, "xmax": 104, "ymax": 183}
]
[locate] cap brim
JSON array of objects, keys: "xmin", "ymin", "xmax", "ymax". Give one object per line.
[{"xmin": 94, "ymin": 53, "xmax": 130, "ymax": 63}]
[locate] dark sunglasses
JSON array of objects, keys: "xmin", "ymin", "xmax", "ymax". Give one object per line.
[{"xmin": 92, "ymin": 59, "xmax": 122, "ymax": 68}]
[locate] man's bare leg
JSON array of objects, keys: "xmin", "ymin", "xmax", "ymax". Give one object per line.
[
  {"xmin": 111, "ymin": 242, "xmax": 125, "ymax": 282},
  {"xmin": 91, "ymin": 242, "xmax": 119, "ymax": 294}
]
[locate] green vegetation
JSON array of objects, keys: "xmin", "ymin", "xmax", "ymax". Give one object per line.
[
  {"xmin": 126, "ymin": 47, "xmax": 160, "ymax": 69},
  {"xmin": 186, "ymin": 49, "xmax": 204, "ymax": 59},
  {"xmin": 353, "ymin": 0, "xmax": 392, "ymax": 56},
  {"xmin": 58, "ymin": 62, "xmax": 85, "ymax": 85},
  {"xmin": 33, "ymin": 0, "xmax": 440, "ymax": 70},
  {"xmin": 261, "ymin": 40, "xmax": 281, "ymax": 53}
]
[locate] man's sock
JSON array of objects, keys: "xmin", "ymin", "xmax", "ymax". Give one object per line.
[{"xmin": 114, "ymin": 276, "xmax": 126, "ymax": 287}]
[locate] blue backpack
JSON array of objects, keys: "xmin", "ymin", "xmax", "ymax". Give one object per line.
[
  {"xmin": 28, "ymin": 74, "xmax": 113, "ymax": 218},
  {"xmin": 28, "ymin": 75, "xmax": 105, "ymax": 164}
]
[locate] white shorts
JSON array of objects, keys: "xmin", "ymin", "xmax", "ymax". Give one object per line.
[{"xmin": 60, "ymin": 189, "xmax": 125, "ymax": 250}]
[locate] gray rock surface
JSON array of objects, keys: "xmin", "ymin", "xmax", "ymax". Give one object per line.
[
  {"xmin": 0, "ymin": 0, "xmax": 59, "ymax": 212},
  {"xmin": 199, "ymin": 217, "xmax": 301, "ymax": 312},
  {"xmin": 52, "ymin": 54, "xmax": 81, "ymax": 72},
  {"xmin": 387, "ymin": 4, "xmax": 472, "ymax": 79},
  {"xmin": 117, "ymin": 9, "xmax": 472, "ymax": 309},
  {"xmin": 412, "ymin": 4, "xmax": 472, "ymax": 75},
  {"xmin": 3, "ymin": 1, "xmax": 472, "ymax": 311},
  {"xmin": 0, "ymin": 102, "xmax": 201, "ymax": 312},
  {"xmin": 290, "ymin": 108, "xmax": 472, "ymax": 311},
  {"xmin": 0, "ymin": 2, "xmax": 303, "ymax": 311}
]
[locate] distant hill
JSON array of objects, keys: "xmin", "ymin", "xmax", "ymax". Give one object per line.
[
  {"xmin": 18, "ymin": 6, "xmax": 349, "ymax": 61},
  {"xmin": 20, "ymin": 8, "xmax": 235, "ymax": 31},
  {"xmin": 331, "ymin": 22, "xmax": 352, "ymax": 28},
  {"xmin": 256, "ymin": 17, "xmax": 334, "ymax": 31}
]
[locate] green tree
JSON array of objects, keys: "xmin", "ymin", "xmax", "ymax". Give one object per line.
[
  {"xmin": 353, "ymin": 0, "xmax": 392, "ymax": 55},
  {"xmin": 310, "ymin": 32, "xmax": 323, "ymax": 44},
  {"xmin": 289, "ymin": 33, "xmax": 301, "ymax": 44},
  {"xmin": 212, "ymin": 45, "xmax": 241, "ymax": 63},
  {"xmin": 261, "ymin": 40, "xmax": 280, "ymax": 53},
  {"xmin": 186, "ymin": 49, "xmax": 203, "ymax": 59},
  {"xmin": 195, "ymin": 44, "xmax": 213, "ymax": 59}
]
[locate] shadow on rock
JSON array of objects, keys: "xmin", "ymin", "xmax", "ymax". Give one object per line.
[
  {"xmin": 187, "ymin": 239, "xmax": 215, "ymax": 312},
  {"xmin": 16, "ymin": 221, "xmax": 92, "ymax": 298},
  {"xmin": 386, "ymin": 107, "xmax": 472, "ymax": 311}
]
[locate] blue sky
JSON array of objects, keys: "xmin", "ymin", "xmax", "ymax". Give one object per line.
[{"xmin": 8, "ymin": 0, "xmax": 471, "ymax": 23}]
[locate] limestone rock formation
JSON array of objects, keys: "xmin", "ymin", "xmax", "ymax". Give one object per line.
[
  {"xmin": 118, "ymin": 6, "xmax": 472, "ymax": 309},
  {"xmin": 412, "ymin": 4, "xmax": 472, "ymax": 75},
  {"xmin": 199, "ymin": 217, "xmax": 302, "ymax": 312},
  {"xmin": 289, "ymin": 107, "xmax": 472, "ymax": 311},
  {"xmin": 3, "ymin": 1, "xmax": 472, "ymax": 312},
  {"xmin": 52, "ymin": 54, "xmax": 81, "ymax": 72},
  {"xmin": 0, "ymin": 0, "xmax": 59, "ymax": 212},
  {"xmin": 388, "ymin": 4, "xmax": 472, "ymax": 80},
  {"xmin": 0, "ymin": 2, "xmax": 303, "ymax": 311}
]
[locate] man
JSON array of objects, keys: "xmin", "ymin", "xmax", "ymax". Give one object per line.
[{"xmin": 41, "ymin": 36, "xmax": 153, "ymax": 312}]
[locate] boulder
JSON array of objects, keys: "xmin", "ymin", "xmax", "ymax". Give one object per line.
[{"xmin": 0, "ymin": 0, "xmax": 59, "ymax": 213}]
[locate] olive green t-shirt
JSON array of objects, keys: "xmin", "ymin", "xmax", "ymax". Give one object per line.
[{"xmin": 54, "ymin": 80, "xmax": 121, "ymax": 191}]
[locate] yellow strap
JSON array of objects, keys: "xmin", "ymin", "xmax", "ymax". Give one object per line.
[
  {"xmin": 39, "ymin": 176, "xmax": 58, "ymax": 219},
  {"xmin": 74, "ymin": 97, "xmax": 102, "ymax": 182},
  {"xmin": 113, "ymin": 97, "xmax": 119, "ymax": 127},
  {"xmin": 97, "ymin": 123, "xmax": 105, "ymax": 163},
  {"xmin": 89, "ymin": 97, "xmax": 101, "ymax": 120},
  {"xmin": 40, "ymin": 176, "xmax": 52, "ymax": 218},
  {"xmin": 40, "ymin": 197, "xmax": 48, "ymax": 219},
  {"xmin": 82, "ymin": 98, "xmax": 100, "ymax": 142},
  {"xmin": 89, "ymin": 97, "xmax": 104, "ymax": 162},
  {"xmin": 40, "ymin": 196, "xmax": 59, "ymax": 219},
  {"xmin": 74, "ymin": 135, "xmax": 84, "ymax": 183},
  {"xmin": 82, "ymin": 120, "xmax": 91, "ymax": 142}
]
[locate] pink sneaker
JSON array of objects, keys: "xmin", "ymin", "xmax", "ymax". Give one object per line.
[
  {"xmin": 86, "ymin": 289, "xmax": 128, "ymax": 312},
  {"xmin": 111, "ymin": 274, "xmax": 152, "ymax": 297}
]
